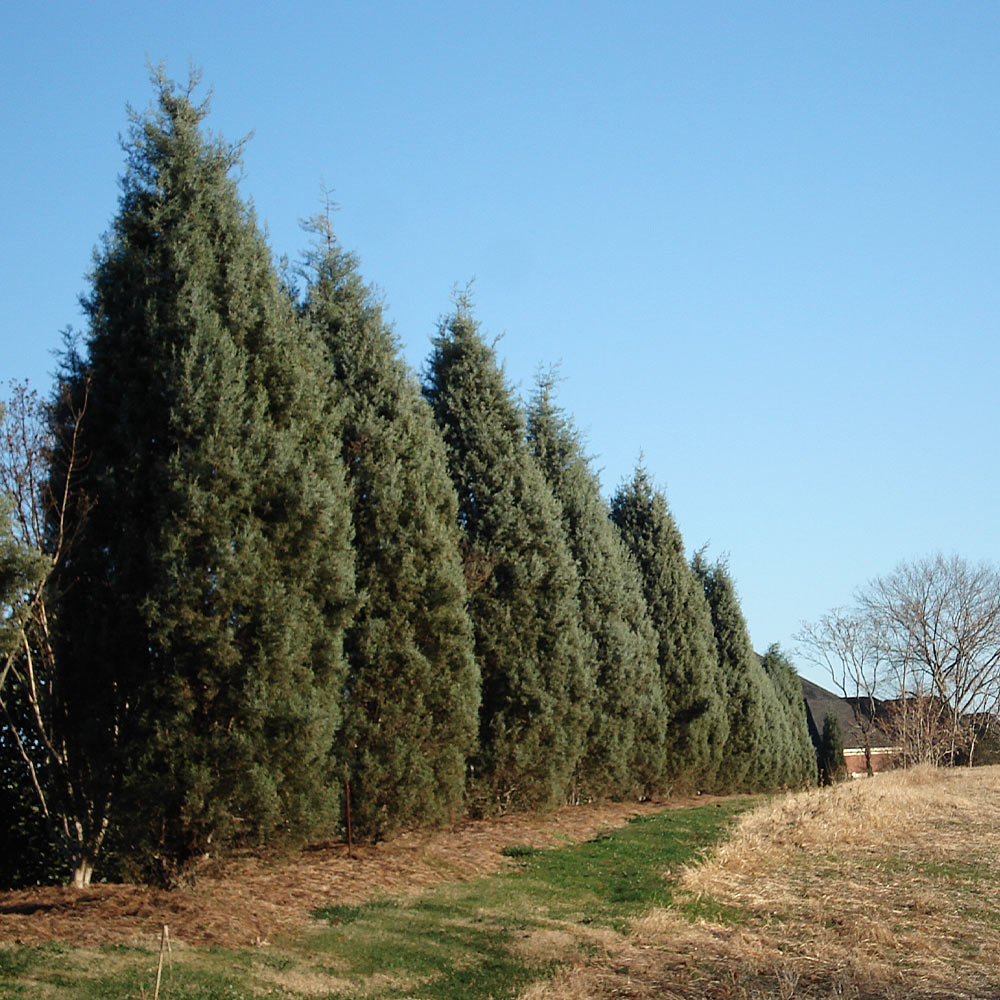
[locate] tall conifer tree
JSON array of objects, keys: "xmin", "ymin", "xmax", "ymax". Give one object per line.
[
  {"xmin": 762, "ymin": 644, "xmax": 818, "ymax": 787},
  {"xmin": 527, "ymin": 377, "xmax": 666, "ymax": 798},
  {"xmin": 755, "ymin": 675, "xmax": 797, "ymax": 788},
  {"xmin": 51, "ymin": 72, "xmax": 356, "ymax": 879},
  {"xmin": 301, "ymin": 215, "xmax": 479, "ymax": 839},
  {"xmin": 610, "ymin": 467, "xmax": 726, "ymax": 790},
  {"xmin": 692, "ymin": 552, "xmax": 764, "ymax": 791},
  {"xmin": 423, "ymin": 300, "xmax": 590, "ymax": 811}
]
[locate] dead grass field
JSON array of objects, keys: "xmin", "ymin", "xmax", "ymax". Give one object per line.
[{"xmin": 525, "ymin": 766, "xmax": 1000, "ymax": 1000}]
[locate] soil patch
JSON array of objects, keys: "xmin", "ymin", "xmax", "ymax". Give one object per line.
[{"xmin": 0, "ymin": 795, "xmax": 721, "ymax": 950}]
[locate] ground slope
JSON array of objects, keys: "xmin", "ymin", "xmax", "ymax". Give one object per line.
[
  {"xmin": 530, "ymin": 765, "xmax": 1000, "ymax": 1000},
  {"xmin": 0, "ymin": 797, "xmax": 716, "ymax": 949}
]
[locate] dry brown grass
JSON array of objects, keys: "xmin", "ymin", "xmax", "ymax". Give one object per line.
[
  {"xmin": 0, "ymin": 795, "xmax": 699, "ymax": 949},
  {"xmin": 522, "ymin": 766, "xmax": 1000, "ymax": 1000}
]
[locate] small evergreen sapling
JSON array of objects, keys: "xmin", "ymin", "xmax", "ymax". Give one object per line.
[{"xmin": 820, "ymin": 711, "xmax": 847, "ymax": 784}]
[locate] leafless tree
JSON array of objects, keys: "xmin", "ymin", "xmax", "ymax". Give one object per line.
[
  {"xmin": 797, "ymin": 609, "xmax": 887, "ymax": 775},
  {"xmin": 863, "ymin": 555, "xmax": 1000, "ymax": 766},
  {"xmin": 0, "ymin": 378, "xmax": 111, "ymax": 887},
  {"xmin": 800, "ymin": 555, "xmax": 1000, "ymax": 770}
]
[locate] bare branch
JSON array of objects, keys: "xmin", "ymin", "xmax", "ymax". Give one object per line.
[
  {"xmin": 802, "ymin": 554, "xmax": 1000, "ymax": 769},
  {"xmin": 0, "ymin": 377, "xmax": 108, "ymax": 885}
]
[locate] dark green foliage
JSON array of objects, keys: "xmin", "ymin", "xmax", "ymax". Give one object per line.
[
  {"xmin": 527, "ymin": 377, "xmax": 666, "ymax": 799},
  {"xmin": 0, "ymin": 492, "xmax": 44, "ymax": 664},
  {"xmin": 820, "ymin": 711, "xmax": 847, "ymax": 784},
  {"xmin": 754, "ymin": 672, "xmax": 797, "ymax": 787},
  {"xmin": 610, "ymin": 467, "xmax": 726, "ymax": 791},
  {"xmin": 691, "ymin": 553, "xmax": 767, "ymax": 791},
  {"xmin": 0, "ymin": 720, "xmax": 63, "ymax": 889},
  {"xmin": 423, "ymin": 299, "xmax": 590, "ymax": 811},
  {"xmin": 1, "ymin": 486, "xmax": 53, "ymax": 885},
  {"xmin": 51, "ymin": 71, "xmax": 355, "ymax": 879},
  {"xmin": 966, "ymin": 720, "xmax": 1000, "ymax": 766},
  {"xmin": 301, "ymin": 214, "xmax": 479, "ymax": 840},
  {"xmin": 0, "ymin": 486, "xmax": 49, "ymax": 888},
  {"xmin": 761, "ymin": 644, "xmax": 818, "ymax": 787}
]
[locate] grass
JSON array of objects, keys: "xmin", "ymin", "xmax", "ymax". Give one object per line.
[
  {"xmin": 295, "ymin": 800, "xmax": 747, "ymax": 998},
  {"xmin": 0, "ymin": 799, "xmax": 748, "ymax": 999},
  {"xmin": 16, "ymin": 769, "xmax": 1000, "ymax": 999},
  {"xmin": 604, "ymin": 766, "xmax": 1000, "ymax": 1000},
  {"xmin": 499, "ymin": 845, "xmax": 538, "ymax": 860}
]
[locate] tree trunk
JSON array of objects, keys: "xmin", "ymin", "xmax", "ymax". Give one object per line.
[{"xmin": 71, "ymin": 858, "xmax": 94, "ymax": 888}]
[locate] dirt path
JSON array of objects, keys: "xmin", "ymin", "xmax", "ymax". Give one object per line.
[{"xmin": 0, "ymin": 795, "xmax": 718, "ymax": 950}]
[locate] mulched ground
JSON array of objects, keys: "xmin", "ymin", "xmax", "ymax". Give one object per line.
[{"xmin": 0, "ymin": 795, "xmax": 714, "ymax": 950}]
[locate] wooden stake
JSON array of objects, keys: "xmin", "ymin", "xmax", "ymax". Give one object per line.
[
  {"xmin": 153, "ymin": 924, "xmax": 169, "ymax": 1000},
  {"xmin": 345, "ymin": 779, "xmax": 353, "ymax": 860}
]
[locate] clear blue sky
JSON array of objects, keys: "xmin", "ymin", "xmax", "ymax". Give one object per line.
[{"xmin": 4, "ymin": 2, "xmax": 1000, "ymax": 687}]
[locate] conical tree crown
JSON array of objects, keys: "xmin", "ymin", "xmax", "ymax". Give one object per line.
[
  {"xmin": 610, "ymin": 466, "xmax": 726, "ymax": 790},
  {"xmin": 527, "ymin": 377, "xmax": 665, "ymax": 798},
  {"xmin": 424, "ymin": 301, "xmax": 590, "ymax": 811},
  {"xmin": 692, "ymin": 552, "xmax": 766, "ymax": 791},
  {"xmin": 762, "ymin": 644, "xmax": 818, "ymax": 787},
  {"xmin": 53, "ymin": 72, "xmax": 356, "ymax": 878},
  {"xmin": 820, "ymin": 711, "xmax": 847, "ymax": 784},
  {"xmin": 301, "ymin": 215, "xmax": 478, "ymax": 839}
]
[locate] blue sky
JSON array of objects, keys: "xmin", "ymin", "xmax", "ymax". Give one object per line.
[{"xmin": 4, "ymin": 2, "xmax": 1000, "ymax": 686}]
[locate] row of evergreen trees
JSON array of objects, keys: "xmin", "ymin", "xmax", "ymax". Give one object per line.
[{"xmin": 1, "ymin": 74, "xmax": 815, "ymax": 887}]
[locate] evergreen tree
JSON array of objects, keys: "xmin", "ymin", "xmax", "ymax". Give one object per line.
[
  {"xmin": 762, "ymin": 644, "xmax": 818, "ymax": 787},
  {"xmin": 51, "ymin": 71, "xmax": 356, "ymax": 880},
  {"xmin": 423, "ymin": 299, "xmax": 590, "ymax": 811},
  {"xmin": 0, "ymin": 487, "xmax": 59, "ymax": 888},
  {"xmin": 610, "ymin": 467, "xmax": 726, "ymax": 790},
  {"xmin": 754, "ymin": 674, "xmax": 797, "ymax": 788},
  {"xmin": 820, "ymin": 711, "xmax": 847, "ymax": 784},
  {"xmin": 0, "ymin": 491, "xmax": 44, "ymax": 669},
  {"xmin": 691, "ymin": 552, "xmax": 763, "ymax": 791},
  {"xmin": 301, "ymin": 214, "xmax": 478, "ymax": 840},
  {"xmin": 527, "ymin": 376, "xmax": 665, "ymax": 798}
]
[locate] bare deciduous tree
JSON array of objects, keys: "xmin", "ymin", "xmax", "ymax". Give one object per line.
[
  {"xmin": 800, "ymin": 555, "xmax": 1000, "ymax": 770},
  {"xmin": 0, "ymin": 378, "xmax": 110, "ymax": 887},
  {"xmin": 864, "ymin": 555, "xmax": 1000, "ymax": 766},
  {"xmin": 797, "ymin": 610, "xmax": 887, "ymax": 775}
]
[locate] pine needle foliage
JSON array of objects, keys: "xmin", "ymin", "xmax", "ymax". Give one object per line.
[
  {"xmin": 755, "ymin": 674, "xmax": 798, "ymax": 788},
  {"xmin": 691, "ymin": 552, "xmax": 765, "ymax": 791},
  {"xmin": 0, "ymin": 489, "xmax": 45, "ymax": 665},
  {"xmin": 610, "ymin": 467, "xmax": 726, "ymax": 791},
  {"xmin": 820, "ymin": 711, "xmax": 847, "ymax": 784},
  {"xmin": 526, "ymin": 376, "xmax": 666, "ymax": 799},
  {"xmin": 423, "ymin": 300, "xmax": 590, "ymax": 811},
  {"xmin": 762, "ymin": 644, "xmax": 819, "ymax": 787},
  {"xmin": 51, "ymin": 71, "xmax": 356, "ymax": 880},
  {"xmin": 301, "ymin": 213, "xmax": 479, "ymax": 840}
]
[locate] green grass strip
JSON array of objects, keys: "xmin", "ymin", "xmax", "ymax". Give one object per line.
[{"xmin": 0, "ymin": 799, "xmax": 750, "ymax": 1000}]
